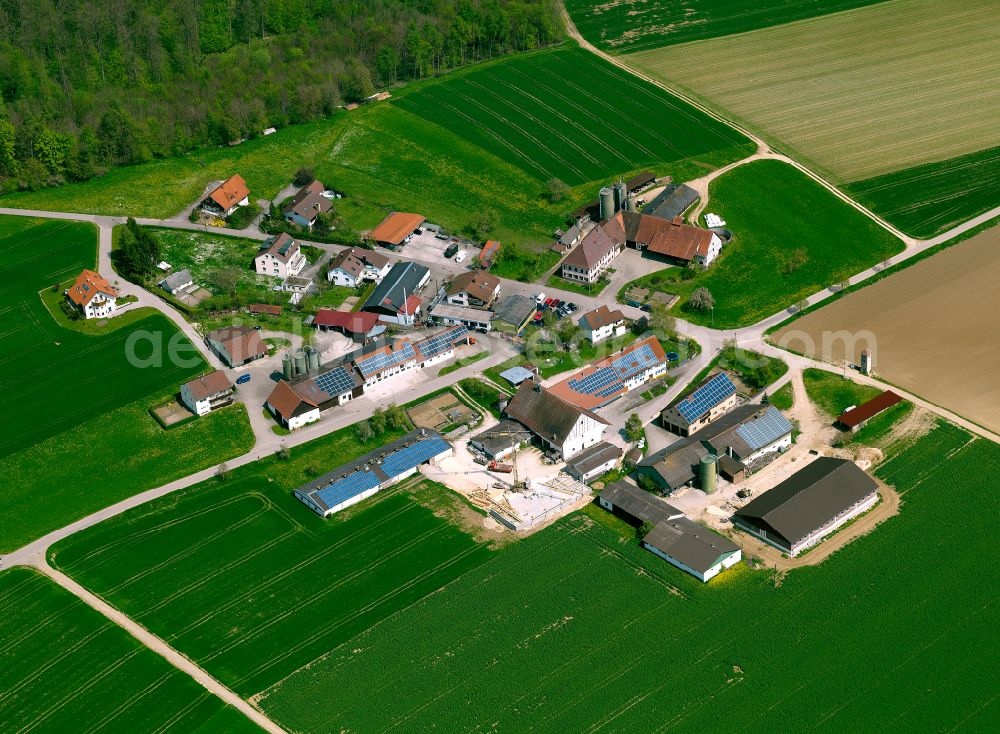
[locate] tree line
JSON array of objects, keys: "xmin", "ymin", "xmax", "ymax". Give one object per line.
[{"xmin": 0, "ymin": 0, "xmax": 561, "ymax": 192}]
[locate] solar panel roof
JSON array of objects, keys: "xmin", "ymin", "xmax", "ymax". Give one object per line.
[
  {"xmin": 379, "ymin": 436, "xmax": 450, "ymax": 479},
  {"xmin": 675, "ymin": 373, "xmax": 736, "ymax": 423},
  {"xmin": 314, "ymin": 470, "xmax": 381, "ymax": 510},
  {"xmin": 735, "ymin": 407, "xmax": 792, "ymax": 451},
  {"xmin": 355, "ymin": 340, "xmax": 417, "ymax": 378},
  {"xmin": 567, "ymin": 341, "xmax": 665, "ymax": 399},
  {"xmin": 312, "ymin": 366, "xmax": 356, "ymax": 397},
  {"xmin": 416, "ymin": 325, "xmax": 468, "ymax": 360}
]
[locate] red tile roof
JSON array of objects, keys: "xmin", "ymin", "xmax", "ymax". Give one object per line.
[
  {"xmin": 838, "ymin": 391, "xmax": 903, "ymax": 428},
  {"xmin": 266, "ymin": 380, "xmax": 318, "ymax": 421},
  {"xmin": 368, "ymin": 212, "xmax": 425, "ymax": 245},
  {"xmin": 249, "ymin": 303, "xmax": 282, "ymax": 316},
  {"xmin": 312, "ymin": 309, "xmax": 380, "ymax": 333},
  {"xmin": 66, "ymin": 269, "xmax": 117, "ymax": 307},
  {"xmin": 207, "ymin": 174, "xmax": 249, "ymax": 212},
  {"xmin": 183, "ymin": 371, "xmax": 232, "ymax": 401},
  {"xmin": 480, "ymin": 240, "xmax": 501, "ymax": 267}
]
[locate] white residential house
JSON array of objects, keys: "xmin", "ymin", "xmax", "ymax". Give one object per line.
[
  {"xmin": 445, "ymin": 271, "xmax": 502, "ymax": 309},
  {"xmin": 266, "ymin": 380, "xmax": 321, "ymax": 430},
  {"xmin": 180, "ymin": 371, "xmax": 234, "ymax": 416},
  {"xmin": 255, "ymin": 233, "xmax": 307, "ymax": 279},
  {"xmin": 65, "ymin": 269, "xmax": 119, "ymax": 319},
  {"xmin": 326, "ymin": 248, "xmax": 392, "ymax": 287},
  {"xmin": 579, "ymin": 305, "xmax": 626, "ymax": 344}
]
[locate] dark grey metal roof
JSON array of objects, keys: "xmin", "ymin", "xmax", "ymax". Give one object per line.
[
  {"xmin": 470, "ymin": 420, "xmax": 531, "ymax": 455},
  {"xmin": 599, "ymin": 480, "xmax": 682, "ymax": 525},
  {"xmin": 492, "ymin": 294, "xmax": 536, "ymax": 327},
  {"xmin": 362, "ymin": 262, "xmax": 429, "ymax": 314},
  {"xmin": 645, "ymin": 184, "xmax": 698, "ymax": 220},
  {"xmin": 565, "ymin": 442, "xmax": 622, "ymax": 477},
  {"xmin": 643, "ymin": 516, "xmax": 740, "ymax": 574},
  {"xmin": 734, "ymin": 458, "xmax": 878, "ymax": 547}
]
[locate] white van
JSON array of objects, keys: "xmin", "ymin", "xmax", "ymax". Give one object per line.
[{"xmin": 455, "ymin": 249, "xmax": 468, "ymax": 264}]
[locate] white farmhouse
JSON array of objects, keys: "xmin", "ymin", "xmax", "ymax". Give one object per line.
[
  {"xmin": 65, "ymin": 269, "xmax": 119, "ymax": 319},
  {"xmin": 578, "ymin": 305, "xmax": 626, "ymax": 345},
  {"xmin": 265, "ymin": 379, "xmax": 321, "ymax": 430},
  {"xmin": 180, "ymin": 371, "xmax": 234, "ymax": 416},
  {"xmin": 326, "ymin": 247, "xmax": 391, "ymax": 287},
  {"xmin": 503, "ymin": 379, "xmax": 608, "ymax": 459}
]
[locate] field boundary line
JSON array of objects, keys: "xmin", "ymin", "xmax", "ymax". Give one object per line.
[
  {"xmin": 32, "ymin": 560, "xmax": 288, "ymax": 734},
  {"xmin": 558, "ymin": 2, "xmax": 917, "ymax": 247}
]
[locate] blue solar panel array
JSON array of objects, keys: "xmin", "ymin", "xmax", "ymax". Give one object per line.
[
  {"xmin": 417, "ymin": 325, "xmax": 468, "ymax": 360},
  {"xmin": 380, "ymin": 436, "xmax": 450, "ymax": 479},
  {"xmin": 313, "ymin": 366, "xmax": 356, "ymax": 397},
  {"xmin": 736, "ymin": 407, "xmax": 792, "ymax": 451},
  {"xmin": 356, "ymin": 340, "xmax": 417, "ymax": 378},
  {"xmin": 314, "ymin": 470, "xmax": 381, "ymax": 510},
  {"xmin": 675, "ymin": 373, "xmax": 736, "ymax": 423},
  {"xmin": 567, "ymin": 341, "xmax": 664, "ymax": 399}
]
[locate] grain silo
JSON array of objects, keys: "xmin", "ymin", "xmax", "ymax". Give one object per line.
[
  {"xmin": 293, "ymin": 350, "xmax": 307, "ymax": 377},
  {"xmin": 599, "ymin": 187, "xmax": 615, "ymax": 220},
  {"xmin": 613, "ymin": 181, "xmax": 627, "ymax": 212},
  {"xmin": 306, "ymin": 345, "xmax": 320, "ymax": 372},
  {"xmin": 700, "ymin": 454, "xmax": 718, "ymax": 494},
  {"xmin": 282, "ymin": 353, "xmax": 294, "ymax": 381}
]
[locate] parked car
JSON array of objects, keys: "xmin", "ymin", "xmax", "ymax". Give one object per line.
[
  {"xmin": 534, "ymin": 292, "xmax": 546, "ymax": 303},
  {"xmin": 545, "ymin": 298, "xmax": 556, "ymax": 307},
  {"xmin": 554, "ymin": 299, "xmax": 565, "ymax": 309},
  {"xmin": 567, "ymin": 303, "xmax": 578, "ymax": 312},
  {"xmin": 236, "ymin": 374, "xmax": 251, "ymax": 385},
  {"xmin": 444, "ymin": 243, "xmax": 459, "ymax": 258},
  {"xmin": 626, "ymin": 299, "xmax": 642, "ymax": 308},
  {"xmin": 435, "ymin": 233, "xmax": 450, "ymax": 241},
  {"xmin": 640, "ymin": 304, "xmax": 652, "ymax": 312},
  {"xmin": 533, "ymin": 311, "xmax": 543, "ymax": 321},
  {"xmin": 455, "ymin": 249, "xmax": 468, "ymax": 264}
]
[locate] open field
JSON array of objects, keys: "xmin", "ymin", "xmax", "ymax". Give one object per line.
[
  {"xmin": 803, "ymin": 368, "xmax": 882, "ymax": 420},
  {"xmin": 845, "ymin": 144, "xmax": 1000, "ymax": 238},
  {"xmin": 774, "ymin": 224, "xmax": 1000, "ymax": 435},
  {"xmin": 624, "ymin": 0, "xmax": 1000, "ymax": 190},
  {"xmin": 50, "ymin": 420, "xmax": 491, "ymax": 700},
  {"xmin": 255, "ymin": 420, "xmax": 1000, "ymax": 733},
  {"xmin": 0, "ymin": 216, "xmax": 207, "ymax": 458},
  {"xmin": 622, "ymin": 160, "xmax": 901, "ymax": 327},
  {"xmin": 0, "ymin": 393, "xmax": 252, "ymax": 553},
  {"xmin": 566, "ymin": 0, "xmax": 888, "ymax": 52},
  {"xmin": 393, "ymin": 47, "xmax": 752, "ymax": 187},
  {"xmin": 0, "ymin": 568, "xmax": 259, "ymax": 734}
]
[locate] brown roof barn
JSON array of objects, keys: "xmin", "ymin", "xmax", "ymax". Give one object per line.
[
  {"xmin": 182, "ymin": 371, "xmax": 232, "ymax": 401},
  {"xmin": 368, "ymin": 212, "xmax": 425, "ymax": 246},
  {"xmin": 837, "ymin": 390, "xmax": 903, "ymax": 429}
]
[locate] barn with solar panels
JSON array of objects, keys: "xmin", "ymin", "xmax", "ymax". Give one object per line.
[
  {"xmin": 549, "ymin": 336, "xmax": 669, "ymax": 409},
  {"xmin": 293, "ymin": 429, "xmax": 453, "ymax": 517},
  {"xmin": 413, "ymin": 325, "xmax": 470, "ymax": 368},
  {"xmin": 354, "ymin": 338, "xmax": 420, "ymax": 386},
  {"xmin": 661, "ymin": 372, "xmax": 739, "ymax": 436}
]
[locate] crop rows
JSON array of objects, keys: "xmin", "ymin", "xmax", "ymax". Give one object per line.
[
  {"xmin": 0, "ymin": 568, "xmax": 257, "ymax": 733},
  {"xmin": 257, "ymin": 422, "xmax": 1000, "ymax": 733},
  {"xmin": 392, "ymin": 48, "xmax": 750, "ymax": 186},
  {"xmin": 52, "ymin": 483, "xmax": 491, "ymax": 698}
]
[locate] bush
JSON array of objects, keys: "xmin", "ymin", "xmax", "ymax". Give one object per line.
[
  {"xmin": 293, "ymin": 167, "xmax": 315, "ymax": 187},
  {"xmin": 226, "ymin": 202, "xmax": 260, "ymax": 229}
]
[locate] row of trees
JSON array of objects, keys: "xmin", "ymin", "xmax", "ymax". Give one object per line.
[{"xmin": 0, "ymin": 0, "xmax": 561, "ymax": 191}]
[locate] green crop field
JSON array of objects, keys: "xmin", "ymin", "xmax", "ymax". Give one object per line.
[
  {"xmin": 255, "ymin": 420, "xmax": 999, "ymax": 733},
  {"xmin": 845, "ymin": 144, "xmax": 1000, "ymax": 238},
  {"xmin": 624, "ymin": 160, "xmax": 902, "ymax": 328},
  {"xmin": 0, "ymin": 568, "xmax": 259, "ymax": 734},
  {"xmin": 393, "ymin": 47, "xmax": 752, "ymax": 187},
  {"xmin": 50, "ymin": 462, "xmax": 491, "ymax": 699},
  {"xmin": 566, "ymin": 0, "xmax": 888, "ymax": 53},
  {"xmin": 0, "ymin": 217, "xmax": 207, "ymax": 458}
]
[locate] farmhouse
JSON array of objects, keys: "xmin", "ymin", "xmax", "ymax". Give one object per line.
[
  {"xmin": 367, "ymin": 212, "xmax": 426, "ymax": 249},
  {"xmin": 564, "ymin": 441, "xmax": 622, "ymax": 483},
  {"xmin": 549, "ymin": 336, "xmax": 668, "ymax": 409},
  {"xmin": 445, "ymin": 271, "xmax": 502, "ymax": 309},
  {"xmin": 480, "ymin": 240, "xmax": 501, "ymax": 269},
  {"xmin": 179, "ymin": 371, "xmax": 234, "ymax": 416},
  {"xmin": 638, "ymin": 404, "xmax": 792, "ymax": 492},
  {"xmin": 661, "ymin": 372, "xmax": 738, "ymax": 436},
  {"xmin": 623, "ymin": 212, "xmax": 722, "ymax": 266},
  {"xmin": 429, "ymin": 304, "xmax": 492, "ymax": 332},
  {"xmin": 293, "ymin": 429, "xmax": 452, "ymax": 517},
  {"xmin": 281, "ymin": 180, "xmax": 332, "ymax": 229},
  {"xmin": 201, "ymin": 174, "xmax": 249, "ymax": 217},
  {"xmin": 326, "ymin": 247, "xmax": 391, "ymax": 287},
  {"xmin": 158, "ymin": 269, "xmax": 193, "ymax": 295},
  {"xmin": 281, "ymin": 356, "xmax": 364, "ymax": 413},
  {"xmin": 361, "ymin": 261, "xmax": 430, "ymax": 325},
  {"xmin": 468, "ymin": 419, "xmax": 533, "ymax": 461},
  {"xmin": 265, "ymin": 379, "xmax": 321, "ymax": 431},
  {"xmin": 837, "ymin": 390, "xmax": 903, "ymax": 432},
  {"xmin": 311, "ymin": 309, "xmax": 384, "ymax": 342},
  {"xmin": 560, "ymin": 217, "xmax": 624, "ymax": 283},
  {"xmin": 733, "ymin": 457, "xmax": 879, "ymax": 556},
  {"xmin": 491, "ymin": 294, "xmax": 537, "ymax": 334},
  {"xmin": 578, "ymin": 305, "xmax": 626, "ymax": 344},
  {"xmin": 205, "ymin": 325, "xmax": 267, "ymax": 367},
  {"xmin": 412, "ymin": 324, "xmax": 472, "ymax": 368},
  {"xmin": 255, "ymin": 233, "xmax": 306, "ymax": 279},
  {"xmin": 65, "ymin": 269, "xmax": 118, "ymax": 319},
  {"xmin": 503, "ymin": 379, "xmax": 608, "ymax": 459},
  {"xmin": 598, "ymin": 480, "xmax": 741, "ymax": 582}
]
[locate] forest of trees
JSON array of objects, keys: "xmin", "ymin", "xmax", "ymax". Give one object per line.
[{"xmin": 0, "ymin": 0, "xmax": 561, "ymax": 191}]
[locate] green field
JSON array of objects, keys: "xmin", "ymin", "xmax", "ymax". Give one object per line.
[
  {"xmin": 845, "ymin": 144, "xmax": 1000, "ymax": 238},
  {"xmin": 624, "ymin": 160, "xmax": 902, "ymax": 327},
  {"xmin": 803, "ymin": 367, "xmax": 882, "ymax": 419},
  {"xmin": 566, "ymin": 0, "xmax": 888, "ymax": 52},
  {"xmin": 255, "ymin": 420, "xmax": 999, "ymax": 733},
  {"xmin": 0, "ymin": 217, "xmax": 208, "ymax": 458},
  {"xmin": 49, "ymin": 426, "xmax": 491, "ymax": 700},
  {"xmin": 393, "ymin": 47, "xmax": 752, "ymax": 186},
  {"xmin": 0, "ymin": 568, "xmax": 259, "ymax": 734}
]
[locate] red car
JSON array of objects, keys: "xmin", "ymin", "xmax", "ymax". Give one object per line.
[
  {"xmin": 545, "ymin": 298, "xmax": 557, "ymax": 307},
  {"xmin": 533, "ymin": 311, "xmax": 543, "ymax": 321}
]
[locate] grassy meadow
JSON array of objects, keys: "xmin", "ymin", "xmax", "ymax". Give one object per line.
[
  {"xmin": 0, "ymin": 568, "xmax": 260, "ymax": 734},
  {"xmin": 566, "ymin": 0, "xmax": 888, "ymax": 52},
  {"xmin": 256, "ymin": 420, "xmax": 998, "ymax": 733},
  {"xmin": 0, "ymin": 217, "xmax": 208, "ymax": 459},
  {"xmin": 624, "ymin": 160, "xmax": 902, "ymax": 327},
  {"xmin": 803, "ymin": 367, "xmax": 883, "ymax": 419}
]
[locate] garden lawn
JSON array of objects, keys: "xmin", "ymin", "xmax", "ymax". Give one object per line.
[
  {"xmin": 393, "ymin": 47, "xmax": 752, "ymax": 187},
  {"xmin": 651, "ymin": 160, "xmax": 902, "ymax": 327},
  {"xmin": 146, "ymin": 227, "xmax": 276, "ymax": 297},
  {"xmin": 546, "ymin": 274, "xmax": 609, "ymax": 297},
  {"xmin": 0, "ymin": 394, "xmax": 252, "ymax": 553},
  {"xmin": 0, "ymin": 216, "xmax": 208, "ymax": 459},
  {"xmin": 255, "ymin": 420, "xmax": 1000, "ymax": 733},
  {"xmin": 566, "ymin": 0, "xmax": 888, "ymax": 53},
  {"xmin": 0, "ymin": 568, "xmax": 259, "ymax": 734},
  {"xmin": 769, "ymin": 382, "xmax": 794, "ymax": 410},
  {"xmin": 802, "ymin": 367, "xmax": 882, "ymax": 419}
]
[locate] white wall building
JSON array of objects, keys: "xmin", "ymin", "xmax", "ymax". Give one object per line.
[
  {"xmin": 65, "ymin": 269, "xmax": 119, "ymax": 320},
  {"xmin": 255, "ymin": 232, "xmax": 306, "ymax": 279}
]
